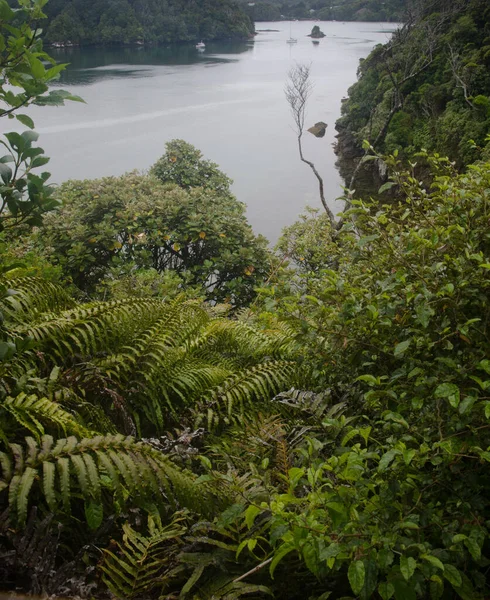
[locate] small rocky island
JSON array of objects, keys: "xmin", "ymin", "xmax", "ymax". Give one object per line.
[
  {"xmin": 308, "ymin": 121, "xmax": 328, "ymax": 138},
  {"xmin": 308, "ymin": 25, "xmax": 326, "ymax": 38}
]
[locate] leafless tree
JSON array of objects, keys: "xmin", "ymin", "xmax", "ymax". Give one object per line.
[
  {"xmin": 448, "ymin": 43, "xmax": 476, "ymax": 109},
  {"xmin": 285, "ymin": 63, "xmax": 336, "ymax": 224}
]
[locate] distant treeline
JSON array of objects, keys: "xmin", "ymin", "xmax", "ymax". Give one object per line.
[
  {"xmin": 238, "ymin": 0, "xmax": 407, "ymax": 22},
  {"xmin": 37, "ymin": 0, "xmax": 254, "ymax": 45}
]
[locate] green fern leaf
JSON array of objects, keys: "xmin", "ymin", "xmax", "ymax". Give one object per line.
[
  {"xmin": 57, "ymin": 456, "xmax": 71, "ymax": 511},
  {"xmin": 16, "ymin": 466, "xmax": 37, "ymax": 524},
  {"xmin": 42, "ymin": 460, "xmax": 57, "ymax": 511}
]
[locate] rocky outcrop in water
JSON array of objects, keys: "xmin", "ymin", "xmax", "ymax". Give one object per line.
[
  {"xmin": 308, "ymin": 122, "xmax": 328, "ymax": 138},
  {"xmin": 308, "ymin": 25, "xmax": 326, "ymax": 38}
]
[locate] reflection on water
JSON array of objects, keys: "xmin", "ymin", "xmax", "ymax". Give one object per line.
[{"xmin": 51, "ymin": 43, "xmax": 253, "ymax": 85}]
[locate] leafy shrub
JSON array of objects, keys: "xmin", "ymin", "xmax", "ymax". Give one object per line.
[
  {"xmin": 34, "ymin": 169, "xmax": 271, "ymax": 305},
  {"xmin": 251, "ymin": 152, "xmax": 490, "ymax": 599}
]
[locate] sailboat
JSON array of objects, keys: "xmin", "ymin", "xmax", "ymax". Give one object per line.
[{"xmin": 286, "ymin": 21, "xmax": 297, "ymax": 44}]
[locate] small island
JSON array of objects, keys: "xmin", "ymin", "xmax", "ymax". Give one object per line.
[{"xmin": 307, "ymin": 25, "xmax": 326, "ymax": 38}]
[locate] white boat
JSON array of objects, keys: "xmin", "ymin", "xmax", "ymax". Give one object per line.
[
  {"xmin": 286, "ymin": 21, "xmax": 297, "ymax": 44},
  {"xmin": 195, "ymin": 40, "xmax": 205, "ymax": 49}
]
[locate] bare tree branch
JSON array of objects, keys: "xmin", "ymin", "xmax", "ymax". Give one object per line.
[
  {"xmin": 285, "ymin": 64, "xmax": 336, "ymax": 224},
  {"xmin": 447, "ymin": 43, "xmax": 476, "ymax": 109}
]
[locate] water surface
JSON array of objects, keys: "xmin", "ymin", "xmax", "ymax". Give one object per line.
[{"xmin": 4, "ymin": 21, "xmax": 398, "ymax": 242}]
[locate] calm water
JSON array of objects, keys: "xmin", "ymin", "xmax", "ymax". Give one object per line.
[{"xmin": 5, "ymin": 21, "xmax": 398, "ymax": 242}]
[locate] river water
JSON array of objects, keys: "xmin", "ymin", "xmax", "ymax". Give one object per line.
[{"xmin": 8, "ymin": 21, "xmax": 398, "ymax": 242}]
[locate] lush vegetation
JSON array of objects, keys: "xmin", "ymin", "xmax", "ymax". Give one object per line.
[
  {"xmin": 2, "ymin": 1, "xmax": 490, "ymax": 599},
  {"xmin": 240, "ymin": 0, "xmax": 406, "ymax": 22},
  {"xmin": 336, "ymin": 0, "xmax": 490, "ymax": 166},
  {"xmin": 20, "ymin": 140, "xmax": 270, "ymax": 306},
  {"xmin": 40, "ymin": 0, "xmax": 254, "ymax": 45}
]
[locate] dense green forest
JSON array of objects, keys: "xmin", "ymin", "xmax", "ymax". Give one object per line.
[
  {"xmin": 336, "ymin": 0, "xmax": 490, "ymax": 167},
  {"xmin": 2, "ymin": 0, "xmax": 490, "ymax": 599},
  {"xmin": 39, "ymin": 0, "xmax": 254, "ymax": 45},
  {"xmin": 239, "ymin": 0, "xmax": 406, "ymax": 22}
]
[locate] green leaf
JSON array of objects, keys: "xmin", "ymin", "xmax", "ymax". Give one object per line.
[
  {"xmin": 378, "ymin": 549, "xmax": 394, "ymax": 569},
  {"xmin": 378, "ymin": 449, "xmax": 398, "ymax": 472},
  {"xmin": 85, "ymin": 499, "xmax": 103, "ymax": 530},
  {"xmin": 398, "ymin": 521, "xmax": 419, "ymax": 531},
  {"xmin": 394, "ymin": 340, "xmax": 411, "ymax": 356},
  {"xmin": 463, "ymin": 537, "xmax": 480, "ymax": 560},
  {"xmin": 434, "ymin": 383, "xmax": 460, "ymax": 408},
  {"xmin": 218, "ymin": 502, "xmax": 244, "ymax": 527},
  {"xmin": 478, "ymin": 359, "xmax": 490, "ymax": 374},
  {"xmin": 348, "ymin": 560, "xmax": 365, "ymax": 595},
  {"xmin": 430, "ymin": 575, "xmax": 444, "ymax": 600},
  {"xmin": 21, "ymin": 130, "xmax": 39, "ymax": 144},
  {"xmin": 443, "ymin": 565, "xmax": 462, "ymax": 587},
  {"xmin": 402, "ymin": 449, "xmax": 416, "ymax": 465},
  {"xmin": 378, "ymin": 181, "xmax": 396, "ymax": 194},
  {"xmin": 245, "ymin": 504, "xmax": 261, "ymax": 529},
  {"xmin": 358, "ymin": 234, "xmax": 379, "ymax": 247},
  {"xmin": 421, "ymin": 554, "xmax": 444, "ymax": 571},
  {"xmin": 378, "ymin": 582, "xmax": 395, "ymax": 600},
  {"xmin": 459, "ymin": 396, "xmax": 476, "ymax": 415},
  {"xmin": 270, "ymin": 544, "xmax": 295, "ymax": 578},
  {"xmin": 357, "ymin": 374, "xmax": 378, "ymax": 386},
  {"xmin": 16, "ymin": 114, "xmax": 35, "ymax": 129},
  {"xmin": 400, "ymin": 555, "xmax": 417, "ymax": 581},
  {"xmin": 0, "ymin": 163, "xmax": 12, "ymax": 184},
  {"xmin": 319, "ymin": 542, "xmax": 340, "ymax": 561},
  {"xmin": 360, "ymin": 560, "xmax": 378, "ymax": 600},
  {"xmin": 180, "ymin": 565, "xmax": 205, "ymax": 595},
  {"xmin": 0, "ymin": 0, "xmax": 15, "ymax": 20},
  {"xmin": 31, "ymin": 155, "xmax": 50, "ymax": 168}
]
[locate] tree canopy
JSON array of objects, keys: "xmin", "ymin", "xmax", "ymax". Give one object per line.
[
  {"xmin": 239, "ymin": 0, "xmax": 406, "ymax": 22},
  {"xmin": 42, "ymin": 0, "xmax": 254, "ymax": 45},
  {"xmin": 336, "ymin": 0, "xmax": 490, "ymax": 166},
  {"xmin": 33, "ymin": 151, "xmax": 270, "ymax": 305}
]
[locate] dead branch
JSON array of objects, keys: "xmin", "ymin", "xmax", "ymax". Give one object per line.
[{"xmin": 285, "ymin": 63, "xmax": 336, "ymax": 224}]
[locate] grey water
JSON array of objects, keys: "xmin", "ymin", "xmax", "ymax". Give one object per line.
[{"xmin": 6, "ymin": 21, "xmax": 398, "ymax": 243}]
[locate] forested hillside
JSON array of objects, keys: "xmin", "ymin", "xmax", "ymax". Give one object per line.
[
  {"xmin": 2, "ymin": 1, "xmax": 490, "ymax": 599},
  {"xmin": 41, "ymin": 0, "xmax": 254, "ymax": 45},
  {"xmin": 336, "ymin": 0, "xmax": 490, "ymax": 166},
  {"xmin": 239, "ymin": 0, "xmax": 406, "ymax": 22}
]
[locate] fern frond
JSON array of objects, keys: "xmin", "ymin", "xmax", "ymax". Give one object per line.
[
  {"xmin": 1, "ymin": 277, "xmax": 75, "ymax": 323},
  {"xmin": 99, "ymin": 518, "xmax": 185, "ymax": 599},
  {"xmin": 15, "ymin": 298, "xmax": 168, "ymax": 361},
  {"xmin": 0, "ymin": 435, "xmax": 217, "ymax": 525},
  {"xmin": 0, "ymin": 393, "xmax": 92, "ymax": 442},
  {"xmin": 272, "ymin": 388, "xmax": 336, "ymax": 421},
  {"xmin": 207, "ymin": 413, "xmax": 288, "ymax": 477},
  {"xmin": 196, "ymin": 361, "xmax": 298, "ymax": 430}
]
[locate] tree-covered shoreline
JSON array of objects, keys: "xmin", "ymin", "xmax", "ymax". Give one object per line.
[
  {"xmin": 238, "ymin": 0, "xmax": 406, "ymax": 23},
  {"xmin": 39, "ymin": 0, "xmax": 254, "ymax": 46},
  {"xmin": 335, "ymin": 0, "xmax": 490, "ymax": 170}
]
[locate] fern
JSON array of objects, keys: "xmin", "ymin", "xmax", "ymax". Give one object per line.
[
  {"xmin": 1, "ymin": 277, "xmax": 75, "ymax": 323},
  {"xmin": 0, "ymin": 392, "xmax": 91, "ymax": 443},
  {"xmin": 2, "ymin": 278, "xmax": 300, "ymax": 438},
  {"xmin": 272, "ymin": 388, "xmax": 348, "ymax": 423},
  {"xmin": 0, "ymin": 434, "xmax": 217, "ymax": 525},
  {"xmin": 100, "ymin": 517, "xmax": 186, "ymax": 599},
  {"xmin": 9, "ymin": 298, "xmax": 168, "ymax": 364},
  {"xmin": 196, "ymin": 361, "xmax": 298, "ymax": 430}
]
